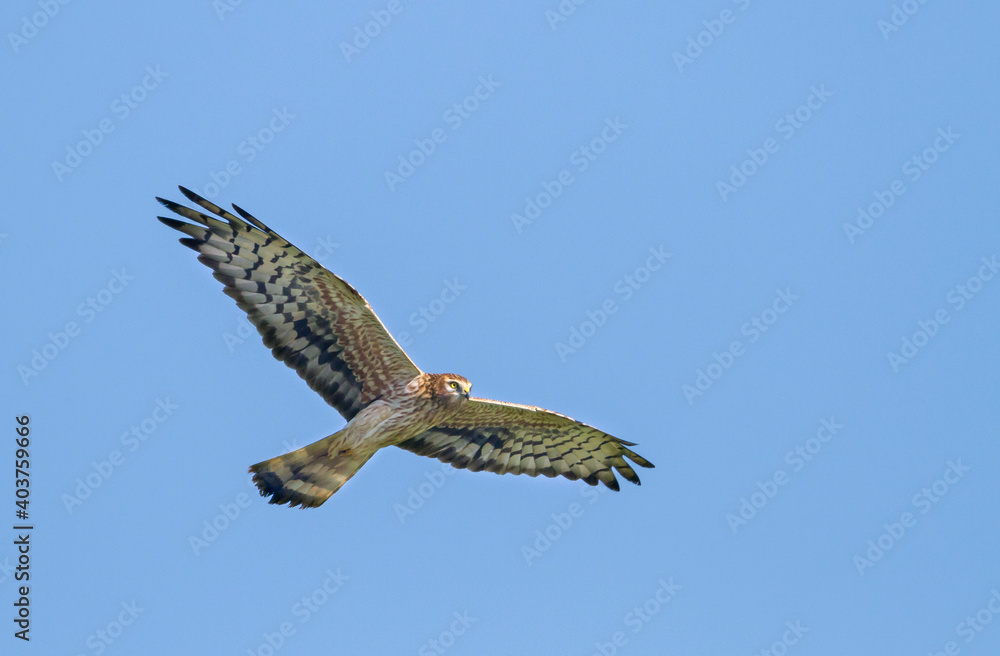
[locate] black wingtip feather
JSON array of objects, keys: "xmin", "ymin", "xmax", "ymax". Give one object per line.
[
  {"xmin": 156, "ymin": 196, "xmax": 190, "ymax": 215},
  {"xmin": 231, "ymin": 203, "xmax": 269, "ymax": 231},
  {"xmin": 179, "ymin": 237, "xmax": 206, "ymax": 252},
  {"xmin": 157, "ymin": 216, "xmax": 186, "ymax": 229},
  {"xmin": 177, "ymin": 185, "xmax": 205, "ymax": 205}
]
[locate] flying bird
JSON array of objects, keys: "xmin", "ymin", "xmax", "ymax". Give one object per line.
[{"xmin": 156, "ymin": 187, "xmax": 653, "ymax": 508}]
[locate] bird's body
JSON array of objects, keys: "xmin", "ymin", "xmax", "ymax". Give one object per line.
[
  {"xmin": 251, "ymin": 373, "xmax": 469, "ymax": 507},
  {"xmin": 157, "ymin": 187, "xmax": 653, "ymax": 508}
]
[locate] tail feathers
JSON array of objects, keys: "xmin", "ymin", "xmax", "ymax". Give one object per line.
[{"xmin": 249, "ymin": 437, "xmax": 373, "ymax": 508}]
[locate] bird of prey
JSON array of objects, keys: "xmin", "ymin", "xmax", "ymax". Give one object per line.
[{"xmin": 156, "ymin": 187, "xmax": 653, "ymax": 508}]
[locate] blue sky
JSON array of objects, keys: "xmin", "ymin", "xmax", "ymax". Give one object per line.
[{"xmin": 4, "ymin": 1, "xmax": 1000, "ymax": 654}]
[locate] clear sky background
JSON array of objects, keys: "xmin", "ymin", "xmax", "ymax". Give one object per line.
[{"xmin": 3, "ymin": 1, "xmax": 999, "ymax": 654}]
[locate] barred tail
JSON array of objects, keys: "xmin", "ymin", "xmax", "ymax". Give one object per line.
[{"xmin": 249, "ymin": 436, "xmax": 373, "ymax": 508}]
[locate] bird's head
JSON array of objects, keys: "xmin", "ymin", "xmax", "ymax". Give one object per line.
[{"xmin": 432, "ymin": 373, "xmax": 472, "ymax": 408}]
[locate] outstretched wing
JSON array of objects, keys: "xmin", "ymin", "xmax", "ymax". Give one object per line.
[
  {"xmin": 157, "ymin": 186, "xmax": 420, "ymax": 420},
  {"xmin": 396, "ymin": 398, "xmax": 654, "ymax": 490}
]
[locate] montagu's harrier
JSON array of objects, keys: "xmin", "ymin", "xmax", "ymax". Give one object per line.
[{"xmin": 157, "ymin": 187, "xmax": 653, "ymax": 508}]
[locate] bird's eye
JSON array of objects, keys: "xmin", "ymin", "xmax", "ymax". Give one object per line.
[{"xmin": 449, "ymin": 381, "xmax": 458, "ymax": 389}]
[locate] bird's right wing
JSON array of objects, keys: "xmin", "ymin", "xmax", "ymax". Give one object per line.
[
  {"xmin": 157, "ymin": 186, "xmax": 421, "ymax": 421},
  {"xmin": 396, "ymin": 398, "xmax": 654, "ymax": 490}
]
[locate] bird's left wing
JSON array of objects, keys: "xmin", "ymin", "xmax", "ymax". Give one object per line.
[
  {"xmin": 395, "ymin": 398, "xmax": 654, "ymax": 490},
  {"xmin": 156, "ymin": 187, "xmax": 421, "ymax": 421}
]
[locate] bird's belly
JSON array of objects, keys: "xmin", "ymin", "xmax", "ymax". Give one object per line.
[{"xmin": 337, "ymin": 401, "xmax": 444, "ymax": 451}]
